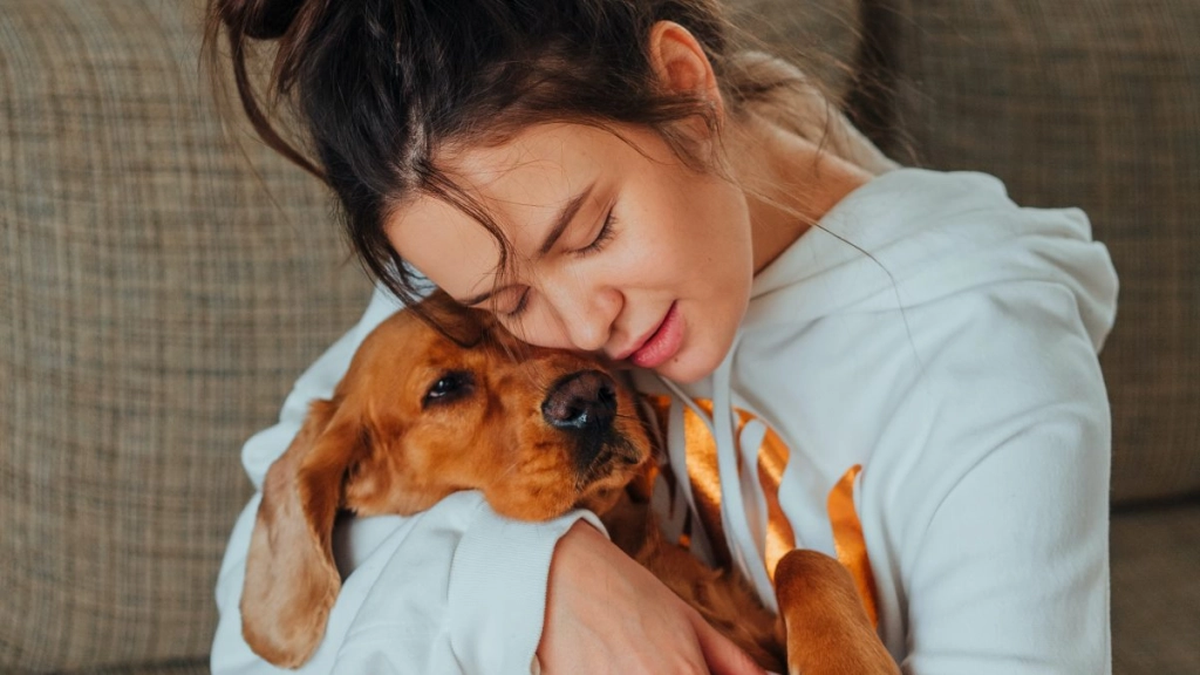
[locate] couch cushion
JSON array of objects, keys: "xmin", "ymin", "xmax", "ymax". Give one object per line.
[
  {"xmin": 884, "ymin": 0, "xmax": 1200, "ymax": 503},
  {"xmin": 0, "ymin": 1, "xmax": 370, "ymax": 671},
  {"xmin": 1111, "ymin": 501, "xmax": 1200, "ymax": 674},
  {"xmin": 81, "ymin": 662, "xmax": 208, "ymax": 675}
]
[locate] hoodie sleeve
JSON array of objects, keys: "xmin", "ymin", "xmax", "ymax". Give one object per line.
[
  {"xmin": 887, "ymin": 274, "xmax": 1115, "ymax": 675},
  {"xmin": 210, "ymin": 284, "xmax": 603, "ymax": 675}
]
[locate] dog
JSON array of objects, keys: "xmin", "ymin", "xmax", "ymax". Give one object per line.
[{"xmin": 241, "ymin": 292, "xmax": 898, "ymax": 674}]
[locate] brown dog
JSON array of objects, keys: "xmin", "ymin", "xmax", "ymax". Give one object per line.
[{"xmin": 241, "ymin": 292, "xmax": 898, "ymax": 674}]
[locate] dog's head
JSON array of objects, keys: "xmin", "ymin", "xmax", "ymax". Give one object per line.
[{"xmin": 241, "ymin": 292, "xmax": 653, "ymax": 667}]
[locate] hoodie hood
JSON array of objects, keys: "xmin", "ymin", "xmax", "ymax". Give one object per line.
[{"xmin": 746, "ymin": 169, "xmax": 1118, "ymax": 352}]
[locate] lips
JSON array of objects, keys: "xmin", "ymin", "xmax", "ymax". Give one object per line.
[{"xmin": 627, "ymin": 302, "xmax": 684, "ymax": 369}]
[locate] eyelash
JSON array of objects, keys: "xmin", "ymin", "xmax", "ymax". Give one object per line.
[
  {"xmin": 578, "ymin": 209, "xmax": 618, "ymax": 256},
  {"xmin": 501, "ymin": 209, "xmax": 617, "ymax": 320},
  {"xmin": 504, "ymin": 288, "xmax": 531, "ymax": 319}
]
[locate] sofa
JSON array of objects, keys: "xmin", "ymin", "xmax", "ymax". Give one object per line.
[{"xmin": 1, "ymin": 0, "xmax": 1196, "ymax": 672}]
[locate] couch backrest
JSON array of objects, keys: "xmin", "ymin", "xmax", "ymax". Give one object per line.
[{"xmin": 0, "ymin": 1, "xmax": 369, "ymax": 670}]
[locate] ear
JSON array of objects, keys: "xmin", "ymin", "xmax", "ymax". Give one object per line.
[
  {"xmin": 240, "ymin": 399, "xmax": 368, "ymax": 668},
  {"xmin": 417, "ymin": 290, "xmax": 492, "ymax": 346},
  {"xmin": 647, "ymin": 20, "xmax": 723, "ymax": 114}
]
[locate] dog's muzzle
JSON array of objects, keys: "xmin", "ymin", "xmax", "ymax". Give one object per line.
[
  {"xmin": 541, "ymin": 369, "xmax": 616, "ymax": 431},
  {"xmin": 541, "ymin": 370, "xmax": 622, "ymax": 473}
]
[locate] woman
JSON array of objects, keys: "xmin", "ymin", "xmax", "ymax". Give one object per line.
[{"xmin": 206, "ymin": 1, "xmax": 1118, "ymax": 672}]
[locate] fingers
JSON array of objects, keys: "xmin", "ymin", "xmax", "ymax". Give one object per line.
[
  {"xmin": 542, "ymin": 522, "xmax": 767, "ymax": 675},
  {"xmin": 691, "ymin": 611, "xmax": 767, "ymax": 675}
]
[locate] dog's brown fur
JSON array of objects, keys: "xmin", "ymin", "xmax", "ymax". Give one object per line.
[{"xmin": 241, "ymin": 293, "xmax": 898, "ymax": 674}]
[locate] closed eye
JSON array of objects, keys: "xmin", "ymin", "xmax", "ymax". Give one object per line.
[
  {"xmin": 502, "ymin": 206, "xmax": 617, "ymax": 321},
  {"xmin": 576, "ymin": 208, "xmax": 617, "ymax": 257},
  {"xmin": 500, "ymin": 288, "xmax": 531, "ymax": 320}
]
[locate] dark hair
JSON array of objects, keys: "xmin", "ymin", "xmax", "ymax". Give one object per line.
[{"xmin": 204, "ymin": 0, "xmax": 810, "ymax": 309}]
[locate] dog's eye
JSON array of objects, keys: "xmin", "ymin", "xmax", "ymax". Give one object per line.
[{"xmin": 423, "ymin": 371, "xmax": 475, "ymax": 408}]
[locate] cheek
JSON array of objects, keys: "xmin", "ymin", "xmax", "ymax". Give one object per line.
[
  {"xmin": 640, "ymin": 172, "xmax": 748, "ymax": 269},
  {"xmin": 691, "ymin": 182, "xmax": 751, "ymax": 255}
]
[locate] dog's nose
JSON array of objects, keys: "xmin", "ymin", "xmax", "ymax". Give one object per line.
[{"xmin": 541, "ymin": 370, "xmax": 617, "ymax": 432}]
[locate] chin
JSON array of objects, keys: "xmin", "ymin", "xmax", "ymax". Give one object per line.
[
  {"xmin": 656, "ymin": 344, "xmax": 725, "ymax": 385},
  {"xmin": 652, "ymin": 304, "xmax": 744, "ymax": 384}
]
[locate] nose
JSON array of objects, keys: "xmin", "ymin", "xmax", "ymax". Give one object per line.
[
  {"xmin": 541, "ymin": 370, "xmax": 617, "ymax": 433},
  {"xmin": 541, "ymin": 282, "xmax": 619, "ymax": 352}
]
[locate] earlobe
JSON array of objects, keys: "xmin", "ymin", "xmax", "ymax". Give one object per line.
[{"xmin": 647, "ymin": 20, "xmax": 722, "ymax": 109}]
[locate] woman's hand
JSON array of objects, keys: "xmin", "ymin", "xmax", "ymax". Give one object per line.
[{"xmin": 537, "ymin": 521, "xmax": 766, "ymax": 675}]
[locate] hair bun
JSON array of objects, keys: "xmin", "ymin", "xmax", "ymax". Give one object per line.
[{"xmin": 218, "ymin": 0, "xmax": 307, "ymax": 40}]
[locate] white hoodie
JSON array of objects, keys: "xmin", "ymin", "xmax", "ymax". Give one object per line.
[{"xmin": 211, "ymin": 168, "xmax": 1118, "ymax": 674}]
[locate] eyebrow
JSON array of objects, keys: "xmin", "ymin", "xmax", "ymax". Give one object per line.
[{"xmin": 454, "ymin": 181, "xmax": 596, "ymax": 307}]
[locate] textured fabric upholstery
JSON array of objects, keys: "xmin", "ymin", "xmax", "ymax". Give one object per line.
[
  {"xmin": 0, "ymin": 1, "xmax": 369, "ymax": 671},
  {"xmin": 1111, "ymin": 502, "xmax": 1200, "ymax": 674},
  {"xmin": 882, "ymin": 0, "xmax": 1200, "ymax": 503}
]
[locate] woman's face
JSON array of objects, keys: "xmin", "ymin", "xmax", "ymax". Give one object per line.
[{"xmin": 386, "ymin": 122, "xmax": 754, "ymax": 384}]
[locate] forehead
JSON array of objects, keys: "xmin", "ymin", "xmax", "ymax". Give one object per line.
[{"xmin": 385, "ymin": 123, "xmax": 632, "ymax": 296}]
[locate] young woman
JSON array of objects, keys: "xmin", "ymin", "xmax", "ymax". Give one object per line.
[{"xmin": 206, "ymin": 1, "xmax": 1118, "ymax": 673}]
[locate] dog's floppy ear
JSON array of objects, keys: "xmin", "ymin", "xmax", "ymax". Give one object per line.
[
  {"xmin": 415, "ymin": 290, "xmax": 494, "ymax": 346},
  {"xmin": 240, "ymin": 398, "xmax": 368, "ymax": 668}
]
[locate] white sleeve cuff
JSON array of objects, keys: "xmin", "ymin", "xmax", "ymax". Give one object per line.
[{"xmin": 447, "ymin": 505, "xmax": 607, "ymax": 674}]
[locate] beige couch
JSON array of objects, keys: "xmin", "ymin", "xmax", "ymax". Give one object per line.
[{"xmin": 1, "ymin": 0, "xmax": 1196, "ymax": 673}]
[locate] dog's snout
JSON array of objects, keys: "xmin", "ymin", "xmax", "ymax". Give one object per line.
[{"xmin": 541, "ymin": 370, "xmax": 617, "ymax": 432}]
